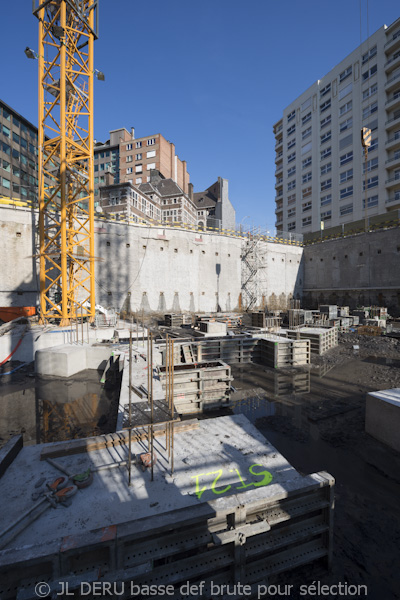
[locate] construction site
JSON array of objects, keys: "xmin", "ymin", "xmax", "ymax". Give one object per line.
[{"xmin": 0, "ymin": 1, "xmax": 400, "ymax": 600}]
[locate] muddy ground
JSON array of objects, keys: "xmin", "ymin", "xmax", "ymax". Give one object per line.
[{"xmin": 231, "ymin": 333, "xmax": 400, "ymax": 600}]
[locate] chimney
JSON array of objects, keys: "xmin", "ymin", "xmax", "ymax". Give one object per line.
[
  {"xmin": 104, "ymin": 171, "xmax": 115, "ymax": 186},
  {"xmin": 188, "ymin": 182, "xmax": 193, "ymax": 201},
  {"xmin": 131, "ymin": 127, "xmax": 135, "ymax": 139}
]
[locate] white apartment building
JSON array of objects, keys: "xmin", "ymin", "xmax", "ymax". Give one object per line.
[{"xmin": 273, "ymin": 16, "xmax": 400, "ymax": 234}]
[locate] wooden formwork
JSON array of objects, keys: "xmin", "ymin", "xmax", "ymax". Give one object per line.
[
  {"xmin": 159, "ymin": 360, "xmax": 232, "ymax": 414},
  {"xmin": 0, "ymin": 470, "xmax": 334, "ymax": 600},
  {"xmin": 287, "ymin": 327, "xmax": 338, "ymax": 355}
]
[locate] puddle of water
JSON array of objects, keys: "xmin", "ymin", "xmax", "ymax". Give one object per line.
[
  {"xmin": 0, "ymin": 366, "xmax": 121, "ymax": 448},
  {"xmin": 364, "ymin": 355, "xmax": 400, "ymax": 367}
]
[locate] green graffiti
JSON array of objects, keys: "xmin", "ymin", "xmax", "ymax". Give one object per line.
[{"xmin": 191, "ymin": 464, "xmax": 273, "ymax": 499}]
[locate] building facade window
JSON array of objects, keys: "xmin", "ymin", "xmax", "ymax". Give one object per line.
[
  {"xmin": 320, "ymin": 99, "xmax": 331, "ymax": 113},
  {"xmin": 340, "ymin": 168, "xmax": 353, "ymax": 183},
  {"xmin": 339, "ymin": 65, "xmax": 352, "ymax": 82},
  {"xmin": 362, "ymin": 64, "xmax": 377, "ymax": 81},
  {"xmin": 320, "ymin": 194, "xmax": 332, "ymax": 206},
  {"xmin": 302, "ymin": 126, "xmax": 312, "ymax": 140},
  {"xmin": 302, "ymin": 157, "xmax": 312, "ymax": 169},
  {"xmin": 320, "ymin": 115, "xmax": 331, "ymax": 128},
  {"xmin": 363, "ymin": 175, "xmax": 379, "ymax": 190},
  {"xmin": 340, "ymin": 117, "xmax": 353, "ymax": 132},
  {"xmin": 302, "ymin": 216, "xmax": 312, "ymax": 227},
  {"xmin": 321, "ymin": 178, "xmax": 332, "ymax": 191},
  {"xmin": 302, "ymin": 112, "xmax": 312, "ymax": 125},
  {"xmin": 362, "ymin": 46, "xmax": 377, "ymax": 64},
  {"xmin": 320, "ymin": 130, "xmax": 331, "ymax": 144},
  {"xmin": 287, "ymin": 166, "xmax": 296, "ymax": 177},
  {"xmin": 321, "ymin": 162, "xmax": 331, "ymax": 175},
  {"xmin": 340, "ymin": 151, "xmax": 353, "ymax": 166},
  {"xmin": 287, "ymin": 152, "xmax": 296, "ymax": 163},
  {"xmin": 363, "ymin": 157, "xmax": 379, "ymax": 172},
  {"xmin": 363, "ymin": 195, "xmax": 379, "ymax": 208},
  {"xmin": 287, "ymin": 139, "xmax": 296, "ymax": 150},
  {"xmin": 320, "ymin": 83, "xmax": 331, "ymax": 97},
  {"xmin": 302, "ymin": 171, "xmax": 312, "ymax": 183},
  {"xmin": 340, "ymin": 185, "xmax": 353, "ymax": 198},
  {"xmin": 340, "ymin": 203, "xmax": 353, "ymax": 216},
  {"xmin": 287, "ymin": 180, "xmax": 296, "ymax": 191},
  {"xmin": 287, "ymin": 124, "xmax": 296, "ymax": 136},
  {"xmin": 287, "ymin": 110, "xmax": 295, "ymax": 122},
  {"xmin": 321, "ymin": 147, "xmax": 331, "ymax": 160}
]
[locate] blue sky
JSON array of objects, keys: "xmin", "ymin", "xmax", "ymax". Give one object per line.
[{"xmin": 2, "ymin": 1, "xmax": 400, "ymax": 231}]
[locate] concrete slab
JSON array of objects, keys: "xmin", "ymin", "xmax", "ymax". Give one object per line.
[
  {"xmin": 0, "ymin": 414, "xmax": 331, "ymax": 550},
  {"xmin": 35, "ymin": 345, "xmax": 87, "ymax": 377},
  {"xmin": 366, "ymin": 388, "xmax": 400, "ymax": 452}
]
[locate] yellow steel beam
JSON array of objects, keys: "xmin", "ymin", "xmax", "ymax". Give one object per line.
[{"xmin": 35, "ymin": 0, "xmax": 97, "ymax": 323}]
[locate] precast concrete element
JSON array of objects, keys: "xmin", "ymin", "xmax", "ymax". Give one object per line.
[
  {"xmin": 157, "ymin": 334, "xmax": 310, "ymax": 370},
  {"xmin": 0, "ymin": 415, "xmax": 334, "ymax": 599},
  {"xmin": 198, "ymin": 320, "xmax": 227, "ymax": 335},
  {"xmin": 159, "ymin": 360, "xmax": 232, "ymax": 414},
  {"xmin": 286, "ymin": 327, "xmax": 338, "ymax": 355},
  {"xmin": 35, "ymin": 345, "xmax": 87, "ymax": 378},
  {"xmin": 35, "ymin": 344, "xmax": 115, "ymax": 378},
  {"xmin": 0, "ymin": 322, "xmax": 115, "ymax": 365},
  {"xmin": 366, "ymin": 388, "xmax": 400, "ymax": 452}
]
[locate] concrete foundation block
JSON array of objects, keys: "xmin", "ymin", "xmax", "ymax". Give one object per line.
[
  {"xmin": 366, "ymin": 389, "xmax": 400, "ymax": 452},
  {"xmin": 35, "ymin": 345, "xmax": 87, "ymax": 377},
  {"xmin": 85, "ymin": 345, "xmax": 112, "ymax": 370}
]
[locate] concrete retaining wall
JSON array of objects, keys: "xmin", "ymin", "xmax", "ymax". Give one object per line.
[
  {"xmin": 0, "ymin": 206, "xmax": 303, "ymax": 314},
  {"xmin": 303, "ymin": 228, "xmax": 400, "ymax": 315}
]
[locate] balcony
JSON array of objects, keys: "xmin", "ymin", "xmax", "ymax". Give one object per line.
[
  {"xmin": 275, "ymin": 138, "xmax": 283, "ymax": 150},
  {"xmin": 384, "ymin": 53, "xmax": 400, "ymax": 73},
  {"xmin": 275, "ymin": 178, "xmax": 283, "ymax": 189},
  {"xmin": 385, "ymin": 71, "xmax": 400, "ymax": 93},
  {"xmin": 275, "ymin": 164, "xmax": 283, "ymax": 176},
  {"xmin": 384, "ymin": 30, "xmax": 400, "ymax": 53},
  {"xmin": 385, "ymin": 133, "xmax": 400, "ymax": 151},
  {"xmin": 275, "ymin": 151, "xmax": 283, "ymax": 164},
  {"xmin": 385, "ymin": 113, "xmax": 400, "ymax": 130},
  {"xmin": 385, "ymin": 194, "xmax": 400, "ymax": 208},
  {"xmin": 275, "ymin": 205, "xmax": 283, "ymax": 215},
  {"xmin": 385, "ymin": 93, "xmax": 400, "ymax": 111},
  {"xmin": 385, "ymin": 174, "xmax": 400, "ymax": 188},
  {"xmin": 385, "ymin": 154, "xmax": 400, "ymax": 168}
]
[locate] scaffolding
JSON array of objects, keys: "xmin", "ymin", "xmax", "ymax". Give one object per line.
[
  {"xmin": 33, "ymin": 0, "xmax": 98, "ymax": 324},
  {"xmin": 241, "ymin": 229, "xmax": 261, "ymax": 310}
]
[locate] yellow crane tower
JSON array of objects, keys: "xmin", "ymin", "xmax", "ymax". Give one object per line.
[{"xmin": 32, "ymin": 0, "xmax": 99, "ymax": 324}]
